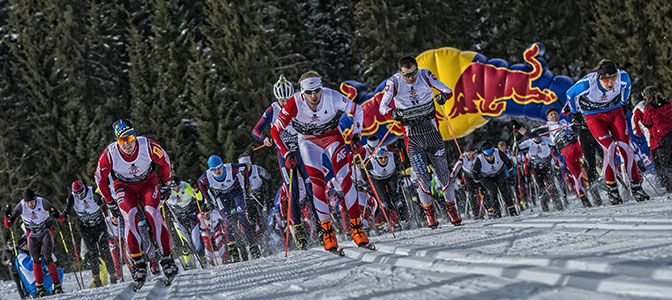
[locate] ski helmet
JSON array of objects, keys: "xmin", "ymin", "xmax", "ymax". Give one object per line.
[
  {"xmin": 22, "ymin": 189, "xmax": 36, "ymax": 202},
  {"xmin": 375, "ymin": 148, "xmax": 388, "ymax": 158},
  {"xmin": 169, "ymin": 176, "xmax": 180, "ymax": 188},
  {"xmin": 71, "ymin": 180, "xmax": 86, "ymax": 196},
  {"xmin": 366, "ymin": 135, "xmax": 379, "ymax": 149},
  {"xmin": 17, "ymin": 236, "xmax": 27, "ymax": 249},
  {"xmin": 273, "ymin": 74, "xmax": 294, "ymax": 101},
  {"xmin": 113, "ymin": 119, "xmax": 135, "ymax": 139},
  {"xmin": 238, "ymin": 155, "xmax": 251, "ymax": 165},
  {"xmin": 481, "ymin": 141, "xmax": 495, "ymax": 156},
  {"xmin": 207, "ymin": 155, "xmax": 223, "ymax": 169}
]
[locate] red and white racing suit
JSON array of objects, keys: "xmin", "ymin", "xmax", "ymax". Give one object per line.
[
  {"xmin": 271, "ymin": 88, "xmax": 363, "ymax": 223},
  {"xmin": 95, "ymin": 136, "xmax": 172, "ymax": 260}
]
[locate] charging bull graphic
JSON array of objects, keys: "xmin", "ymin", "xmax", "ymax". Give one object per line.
[{"xmin": 339, "ymin": 42, "xmax": 574, "ymax": 145}]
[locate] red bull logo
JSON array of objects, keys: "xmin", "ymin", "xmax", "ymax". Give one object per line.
[{"xmin": 448, "ymin": 43, "xmax": 557, "ymax": 118}]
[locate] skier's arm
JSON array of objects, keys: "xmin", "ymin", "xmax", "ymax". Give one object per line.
[
  {"xmin": 543, "ymin": 136, "xmax": 555, "ymax": 146},
  {"xmin": 92, "ymin": 192, "xmax": 104, "ymax": 206},
  {"xmin": 619, "ymin": 70, "xmax": 632, "ymax": 106},
  {"xmin": 423, "ymin": 69, "xmax": 453, "ymax": 97},
  {"xmin": 63, "ymin": 194, "xmax": 74, "ymax": 216},
  {"xmin": 518, "ymin": 139, "xmax": 532, "ymax": 150},
  {"xmin": 258, "ymin": 166, "xmax": 271, "ymax": 181},
  {"xmin": 197, "ymin": 173, "xmax": 212, "ymax": 204},
  {"xmin": 472, "ymin": 159, "xmax": 482, "ymax": 181},
  {"xmin": 252, "ymin": 106, "xmax": 275, "ymax": 142},
  {"xmin": 499, "ymin": 151, "xmax": 514, "ymax": 172},
  {"xmin": 379, "ymin": 78, "xmax": 396, "ymax": 116},
  {"xmin": 94, "ymin": 148, "xmax": 114, "ymax": 203},
  {"xmin": 5, "ymin": 204, "xmax": 22, "ymax": 228},
  {"xmin": 42, "ymin": 199, "xmax": 64, "ymax": 221},
  {"xmin": 270, "ymin": 96, "xmax": 298, "ymax": 158},
  {"xmin": 147, "ymin": 139, "xmax": 171, "ymax": 184},
  {"xmin": 565, "ymin": 76, "xmax": 591, "ymax": 113}
]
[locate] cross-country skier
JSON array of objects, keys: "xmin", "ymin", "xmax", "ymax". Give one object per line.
[
  {"xmin": 472, "ymin": 142, "xmax": 518, "ymax": 218},
  {"xmin": 13, "ymin": 236, "xmax": 63, "ymax": 297},
  {"xmin": 270, "ymin": 70, "xmax": 372, "ymax": 252},
  {"xmin": 449, "ymin": 144, "xmax": 482, "ymax": 218},
  {"xmin": 237, "ymin": 155, "xmax": 271, "ymax": 232},
  {"xmin": 63, "ymin": 180, "xmax": 117, "ymax": 286},
  {"xmin": 252, "ymin": 74, "xmax": 314, "ymax": 249},
  {"xmin": 518, "ymin": 130, "xmax": 563, "ymax": 211},
  {"xmin": 196, "ymin": 204, "xmax": 227, "ymax": 266},
  {"xmin": 366, "ymin": 148, "xmax": 406, "ymax": 230},
  {"xmin": 163, "ymin": 176, "xmax": 202, "ymax": 261},
  {"xmin": 104, "ymin": 215, "xmax": 127, "ymax": 282},
  {"xmin": 640, "ymin": 86, "xmax": 672, "ymax": 193},
  {"xmin": 4, "ymin": 189, "xmax": 64, "ymax": 296},
  {"xmin": 378, "ymin": 56, "xmax": 461, "ymax": 228},
  {"xmin": 538, "ymin": 107, "xmax": 602, "ymax": 207},
  {"xmin": 94, "ymin": 119, "xmax": 178, "ymax": 287},
  {"xmin": 198, "ymin": 155, "xmax": 261, "ymax": 261},
  {"xmin": 566, "ymin": 59, "xmax": 650, "ymax": 204}
]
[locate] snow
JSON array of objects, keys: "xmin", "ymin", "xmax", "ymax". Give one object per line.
[{"xmin": 2, "ymin": 195, "xmax": 672, "ymax": 299}]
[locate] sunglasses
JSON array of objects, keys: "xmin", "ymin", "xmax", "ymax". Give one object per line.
[
  {"xmin": 210, "ymin": 163, "xmax": 224, "ymax": 172},
  {"xmin": 117, "ymin": 134, "xmax": 136, "ymax": 144},
  {"xmin": 401, "ymin": 69, "xmax": 418, "ymax": 77},
  {"xmin": 74, "ymin": 189, "xmax": 86, "ymax": 197},
  {"xmin": 303, "ymin": 88, "xmax": 321, "ymax": 95}
]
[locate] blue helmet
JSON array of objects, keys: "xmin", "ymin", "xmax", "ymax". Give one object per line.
[{"xmin": 207, "ymin": 155, "xmax": 223, "ymax": 169}]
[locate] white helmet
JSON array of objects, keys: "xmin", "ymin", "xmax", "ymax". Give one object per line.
[{"xmin": 273, "ymin": 74, "xmax": 294, "ymax": 100}]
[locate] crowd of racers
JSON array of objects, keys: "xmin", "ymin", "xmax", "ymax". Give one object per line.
[{"xmin": 4, "ymin": 56, "xmax": 672, "ymax": 298}]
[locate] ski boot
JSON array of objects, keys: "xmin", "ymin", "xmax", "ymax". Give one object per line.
[
  {"xmin": 422, "ymin": 204, "xmax": 439, "ymax": 229},
  {"xmin": 53, "ymin": 282, "xmax": 63, "ymax": 294},
  {"xmin": 351, "ymin": 217, "xmax": 372, "ymax": 248},
  {"xmin": 446, "ymin": 201, "xmax": 462, "ymax": 226},
  {"xmin": 110, "ymin": 275, "xmax": 118, "ymax": 285},
  {"xmin": 507, "ymin": 204, "xmax": 518, "ymax": 217},
  {"xmin": 132, "ymin": 257, "xmax": 148, "ymax": 285},
  {"xmin": 319, "ymin": 220, "xmax": 339, "ymax": 252},
  {"xmin": 590, "ymin": 188, "xmax": 602, "ymax": 206},
  {"xmin": 160, "ymin": 255, "xmax": 179, "ymax": 284},
  {"xmin": 579, "ymin": 194, "xmax": 592, "ymax": 207},
  {"xmin": 227, "ymin": 242, "xmax": 241, "ymax": 263},
  {"xmin": 149, "ymin": 258, "xmax": 160, "ymax": 275},
  {"xmin": 293, "ymin": 224, "xmax": 309, "ymax": 250},
  {"xmin": 249, "ymin": 244, "xmax": 262, "ymax": 259},
  {"xmin": 36, "ymin": 284, "xmax": 47, "ymax": 297},
  {"xmin": 93, "ymin": 275, "xmax": 103, "ymax": 287},
  {"xmin": 607, "ymin": 182, "xmax": 622, "ymax": 205},
  {"xmin": 631, "ymin": 181, "xmax": 650, "ymax": 202}
]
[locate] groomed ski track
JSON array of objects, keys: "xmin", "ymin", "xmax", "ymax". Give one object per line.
[{"xmin": 3, "ymin": 196, "xmax": 672, "ymax": 299}]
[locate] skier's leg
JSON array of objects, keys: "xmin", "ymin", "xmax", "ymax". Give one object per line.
[
  {"xmin": 232, "ymin": 191, "xmax": 255, "ymax": 243},
  {"xmin": 41, "ymin": 229, "xmax": 60, "ymax": 284},
  {"xmin": 494, "ymin": 175, "xmax": 517, "ymax": 216},
  {"xmin": 139, "ymin": 182, "xmax": 170, "ymax": 257},
  {"xmin": 115, "ymin": 184, "xmax": 143, "ymax": 260},
  {"xmin": 479, "ymin": 177, "xmax": 500, "ymax": 217},
  {"xmin": 96, "ymin": 224, "xmax": 116, "ymax": 279},
  {"xmin": 81, "ymin": 225, "xmax": 102, "ymax": 279},
  {"xmin": 585, "ymin": 113, "xmax": 618, "ymax": 185}
]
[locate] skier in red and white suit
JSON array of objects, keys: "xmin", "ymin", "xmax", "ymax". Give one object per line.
[
  {"xmin": 94, "ymin": 119, "xmax": 177, "ymax": 285},
  {"xmin": 271, "ymin": 70, "xmax": 371, "ymax": 252}
]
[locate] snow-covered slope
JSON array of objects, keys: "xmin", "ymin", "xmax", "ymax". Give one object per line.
[{"xmin": 3, "ymin": 195, "xmax": 671, "ymax": 299}]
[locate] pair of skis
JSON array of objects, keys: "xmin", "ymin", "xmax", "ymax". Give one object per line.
[{"xmin": 327, "ymin": 243, "xmax": 376, "ymax": 257}]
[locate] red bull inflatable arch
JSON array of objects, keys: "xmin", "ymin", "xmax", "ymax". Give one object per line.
[{"xmin": 339, "ymin": 42, "xmax": 574, "ymax": 145}]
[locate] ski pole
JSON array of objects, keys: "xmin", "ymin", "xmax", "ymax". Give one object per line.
[
  {"xmin": 66, "ymin": 216, "xmax": 85, "ymax": 289},
  {"xmin": 512, "ymin": 126, "xmax": 524, "ymax": 208},
  {"xmin": 443, "ymin": 111, "xmax": 462, "ymax": 156},
  {"xmin": 9, "ymin": 228, "xmax": 17, "ymax": 257},
  {"xmin": 358, "ymin": 155, "xmax": 396, "ymax": 239},
  {"xmin": 57, "ymin": 228, "xmax": 83, "ymax": 290},
  {"xmin": 364, "ymin": 121, "xmax": 398, "ymax": 167},
  {"xmin": 253, "ymin": 144, "xmax": 266, "ymax": 151},
  {"xmin": 284, "ymin": 168, "xmax": 294, "ymax": 257}
]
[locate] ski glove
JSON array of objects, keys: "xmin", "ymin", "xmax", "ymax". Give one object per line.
[
  {"xmin": 390, "ymin": 108, "xmax": 403, "ymax": 122},
  {"xmin": 285, "ymin": 153, "xmax": 297, "ymax": 169},
  {"xmin": 107, "ymin": 201, "xmax": 122, "ymax": 218},
  {"xmin": 159, "ymin": 185, "xmax": 171, "ymax": 201},
  {"xmin": 435, "ymin": 93, "xmax": 448, "ymax": 105},
  {"xmin": 351, "ymin": 135, "xmax": 365, "ymax": 157}
]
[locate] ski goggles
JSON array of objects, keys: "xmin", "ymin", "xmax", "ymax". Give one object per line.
[
  {"xmin": 209, "ymin": 163, "xmax": 224, "ymax": 172},
  {"xmin": 73, "ymin": 188, "xmax": 86, "ymax": 197},
  {"xmin": 303, "ymin": 88, "xmax": 321, "ymax": 95},
  {"xmin": 599, "ymin": 75, "xmax": 617, "ymax": 83},
  {"xmin": 401, "ymin": 69, "xmax": 418, "ymax": 77},
  {"xmin": 482, "ymin": 147, "xmax": 495, "ymax": 156},
  {"xmin": 117, "ymin": 134, "xmax": 136, "ymax": 144}
]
